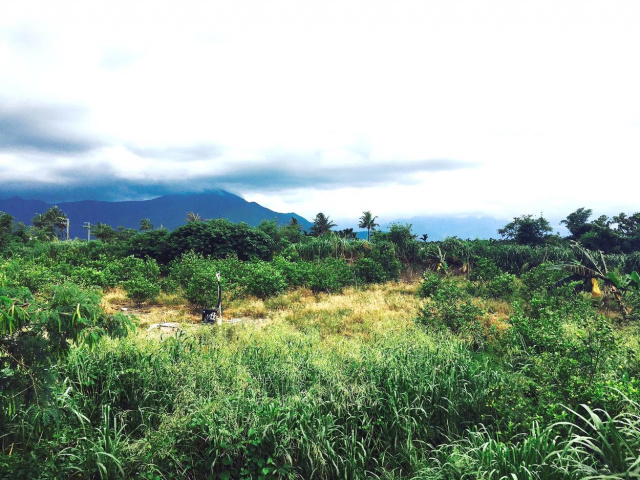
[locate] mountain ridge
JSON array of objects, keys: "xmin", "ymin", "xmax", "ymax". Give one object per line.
[
  {"xmin": 1, "ymin": 192, "xmax": 523, "ymax": 240},
  {"xmin": 0, "ymin": 191, "xmax": 312, "ymax": 239}
]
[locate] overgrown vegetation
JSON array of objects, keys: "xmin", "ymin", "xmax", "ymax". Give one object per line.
[{"xmin": 1, "ymin": 207, "xmax": 639, "ymax": 478}]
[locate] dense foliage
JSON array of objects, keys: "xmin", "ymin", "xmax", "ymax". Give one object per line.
[{"xmin": 1, "ymin": 208, "xmax": 639, "ymax": 478}]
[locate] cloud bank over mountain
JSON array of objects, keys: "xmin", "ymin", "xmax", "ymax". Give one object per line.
[{"xmin": 2, "ymin": 1, "xmax": 639, "ymax": 221}]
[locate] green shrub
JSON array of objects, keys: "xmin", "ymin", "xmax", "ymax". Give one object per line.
[
  {"xmin": 354, "ymin": 257, "xmax": 387, "ymax": 284},
  {"xmin": 469, "ymin": 258, "xmax": 502, "ymax": 281},
  {"xmin": 369, "ymin": 241, "xmax": 401, "ymax": 281},
  {"xmin": 468, "ymin": 261, "xmax": 520, "ymax": 301},
  {"xmin": 506, "ymin": 292, "xmax": 626, "ymax": 419},
  {"xmin": 307, "ymin": 258, "xmax": 354, "ymax": 294},
  {"xmin": 417, "ymin": 279, "xmax": 486, "ymax": 347},
  {"xmin": 112, "ymin": 257, "xmax": 161, "ymax": 306},
  {"xmin": 485, "ymin": 272, "xmax": 518, "ymax": 300},
  {"xmin": 271, "ymin": 256, "xmax": 312, "ymax": 287},
  {"xmin": 167, "ymin": 250, "xmax": 205, "ymax": 288},
  {"xmin": 419, "ymin": 271, "xmax": 443, "ymax": 298},
  {"xmin": 1, "ymin": 282, "xmax": 133, "ymax": 435},
  {"xmin": 106, "ymin": 255, "xmax": 159, "ymax": 285},
  {"xmin": 165, "ymin": 219, "xmax": 274, "ymax": 262},
  {"xmin": 70, "ymin": 266, "xmax": 109, "ymax": 289},
  {"xmin": 2, "ymin": 258, "xmax": 65, "ymax": 292},
  {"xmin": 169, "ymin": 252, "xmax": 249, "ymax": 305},
  {"xmin": 183, "ymin": 263, "xmax": 221, "ymax": 309},
  {"xmin": 124, "ymin": 276, "xmax": 161, "ymax": 306},
  {"xmin": 520, "ymin": 262, "xmax": 567, "ymax": 300},
  {"xmin": 241, "ymin": 261, "xmax": 287, "ymax": 299}
]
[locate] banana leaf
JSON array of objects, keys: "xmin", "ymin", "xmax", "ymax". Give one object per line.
[
  {"xmin": 550, "ymin": 263, "xmax": 603, "ymax": 279},
  {"xmin": 606, "ymin": 272, "xmax": 627, "ymax": 289}
]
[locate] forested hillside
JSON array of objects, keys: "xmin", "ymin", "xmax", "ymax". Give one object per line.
[{"xmin": 0, "ymin": 191, "xmax": 312, "ymax": 239}]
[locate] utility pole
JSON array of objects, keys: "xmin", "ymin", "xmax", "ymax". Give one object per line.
[
  {"xmin": 83, "ymin": 222, "xmax": 92, "ymax": 241},
  {"xmin": 66, "ymin": 218, "xmax": 70, "ymax": 241}
]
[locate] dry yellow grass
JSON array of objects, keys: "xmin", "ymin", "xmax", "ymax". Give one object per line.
[
  {"xmin": 262, "ymin": 282, "xmax": 421, "ymax": 340},
  {"xmin": 101, "ymin": 287, "xmax": 198, "ymax": 329},
  {"xmin": 101, "ymin": 287, "xmax": 128, "ymax": 314},
  {"xmin": 115, "ymin": 281, "xmax": 424, "ymax": 340}
]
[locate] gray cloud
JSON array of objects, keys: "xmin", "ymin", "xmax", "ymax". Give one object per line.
[
  {"xmin": 213, "ymin": 156, "xmax": 475, "ymax": 191},
  {"xmin": 0, "ymin": 177, "xmax": 218, "ymax": 203},
  {"xmin": 0, "ymin": 103, "xmax": 102, "ymax": 154},
  {"xmin": 128, "ymin": 143, "xmax": 225, "ymax": 162},
  {"xmin": 0, "ymin": 144, "xmax": 476, "ymax": 202}
]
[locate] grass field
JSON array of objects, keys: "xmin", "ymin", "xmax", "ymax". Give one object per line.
[{"xmin": 3, "ymin": 278, "xmax": 640, "ymax": 479}]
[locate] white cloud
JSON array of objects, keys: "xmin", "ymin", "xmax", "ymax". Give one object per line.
[{"xmin": 1, "ymin": 0, "xmax": 639, "ymax": 220}]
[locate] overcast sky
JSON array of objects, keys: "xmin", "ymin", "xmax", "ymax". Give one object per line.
[{"xmin": 1, "ymin": 0, "xmax": 639, "ymax": 224}]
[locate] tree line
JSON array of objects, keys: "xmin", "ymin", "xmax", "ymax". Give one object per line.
[{"xmin": 3, "ymin": 205, "xmax": 640, "ymax": 257}]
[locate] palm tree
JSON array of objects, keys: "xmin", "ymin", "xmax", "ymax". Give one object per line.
[
  {"xmin": 93, "ymin": 223, "xmax": 116, "ymax": 242},
  {"xmin": 358, "ymin": 211, "xmax": 379, "ymax": 241},
  {"xmin": 288, "ymin": 217, "xmax": 300, "ymax": 229},
  {"xmin": 186, "ymin": 212, "xmax": 203, "ymax": 223},
  {"xmin": 309, "ymin": 213, "xmax": 336, "ymax": 237},
  {"xmin": 139, "ymin": 218, "xmax": 154, "ymax": 231},
  {"xmin": 32, "ymin": 206, "xmax": 68, "ymax": 240}
]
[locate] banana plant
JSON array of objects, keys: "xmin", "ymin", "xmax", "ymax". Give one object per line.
[
  {"xmin": 550, "ymin": 241, "xmax": 629, "ymax": 314},
  {"xmin": 605, "ymin": 270, "xmax": 640, "ymax": 291}
]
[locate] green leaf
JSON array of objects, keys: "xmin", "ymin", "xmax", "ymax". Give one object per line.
[{"xmin": 606, "ymin": 272, "xmax": 624, "ymax": 289}]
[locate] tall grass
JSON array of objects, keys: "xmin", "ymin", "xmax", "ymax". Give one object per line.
[
  {"xmin": 414, "ymin": 399, "xmax": 640, "ymax": 479},
  {"xmin": 1, "ymin": 288, "xmax": 506, "ymax": 478},
  {"xmin": 2, "ymin": 278, "xmax": 639, "ymax": 479}
]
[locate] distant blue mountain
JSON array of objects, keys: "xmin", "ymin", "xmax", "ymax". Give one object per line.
[
  {"xmin": 385, "ymin": 215, "xmax": 507, "ymax": 241},
  {"xmin": 344, "ymin": 216, "xmax": 508, "ymax": 241},
  {"xmin": 338, "ymin": 215, "xmax": 508, "ymax": 241},
  {"xmin": 0, "ymin": 191, "xmax": 312, "ymax": 239}
]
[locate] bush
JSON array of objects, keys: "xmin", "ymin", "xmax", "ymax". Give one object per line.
[
  {"xmin": 354, "ymin": 257, "xmax": 387, "ymax": 284},
  {"xmin": 124, "ymin": 276, "xmax": 161, "ymax": 306},
  {"xmin": 368, "ymin": 241, "xmax": 401, "ymax": 281},
  {"xmin": 1, "ymin": 282, "xmax": 133, "ymax": 432},
  {"xmin": 167, "ymin": 251, "xmax": 206, "ymax": 288},
  {"xmin": 469, "ymin": 258, "xmax": 502, "ymax": 281},
  {"xmin": 271, "ymin": 256, "xmax": 312, "ymax": 287},
  {"xmin": 183, "ymin": 262, "xmax": 222, "ymax": 309},
  {"xmin": 506, "ymin": 292, "xmax": 627, "ymax": 418},
  {"xmin": 307, "ymin": 259, "xmax": 354, "ymax": 294},
  {"xmin": 166, "ymin": 219, "xmax": 274, "ymax": 262},
  {"xmin": 105, "ymin": 255, "xmax": 159, "ymax": 285},
  {"xmin": 520, "ymin": 262, "xmax": 566, "ymax": 299},
  {"xmin": 417, "ymin": 278, "xmax": 485, "ymax": 344},
  {"xmin": 485, "ymin": 272, "xmax": 518, "ymax": 300},
  {"xmin": 70, "ymin": 266, "xmax": 109, "ymax": 289},
  {"xmin": 112, "ymin": 257, "xmax": 162, "ymax": 306},
  {"xmin": 2, "ymin": 258, "xmax": 65, "ymax": 292},
  {"xmin": 240, "ymin": 261, "xmax": 287, "ymax": 299},
  {"xmin": 419, "ymin": 271, "xmax": 443, "ymax": 298}
]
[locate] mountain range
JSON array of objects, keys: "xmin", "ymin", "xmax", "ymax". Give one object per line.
[
  {"xmin": 0, "ymin": 191, "xmax": 312, "ymax": 239},
  {"xmin": 0, "ymin": 190, "xmax": 512, "ymax": 240}
]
